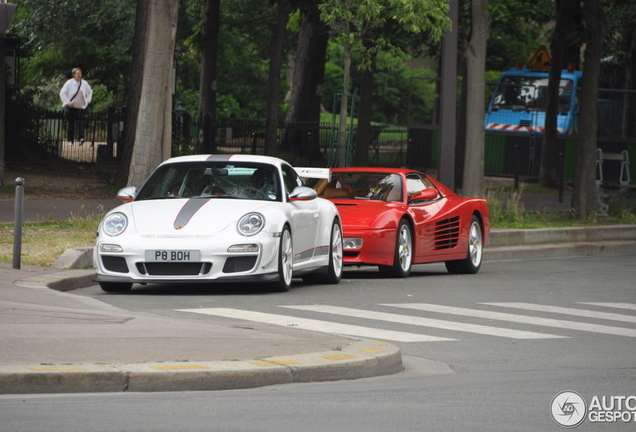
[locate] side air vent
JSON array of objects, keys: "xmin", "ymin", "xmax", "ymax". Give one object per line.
[
  {"xmin": 434, "ymin": 217, "xmax": 460, "ymax": 250},
  {"xmin": 418, "ymin": 217, "xmax": 461, "ymax": 252}
]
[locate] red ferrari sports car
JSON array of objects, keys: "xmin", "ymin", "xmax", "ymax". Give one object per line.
[{"xmin": 299, "ymin": 167, "xmax": 490, "ymax": 277}]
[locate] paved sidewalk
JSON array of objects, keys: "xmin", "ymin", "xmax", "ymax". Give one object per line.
[{"xmin": 0, "ymin": 264, "xmax": 403, "ymax": 394}]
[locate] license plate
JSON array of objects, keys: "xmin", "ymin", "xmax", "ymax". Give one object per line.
[{"xmin": 145, "ymin": 250, "xmax": 201, "ymax": 262}]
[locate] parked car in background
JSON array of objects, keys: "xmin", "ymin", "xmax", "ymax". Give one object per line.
[
  {"xmin": 298, "ymin": 167, "xmax": 489, "ymax": 277},
  {"xmin": 94, "ymin": 154, "xmax": 343, "ymax": 293}
]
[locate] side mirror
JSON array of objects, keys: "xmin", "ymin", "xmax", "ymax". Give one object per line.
[
  {"xmin": 117, "ymin": 186, "xmax": 137, "ymax": 202},
  {"xmin": 409, "ymin": 189, "xmax": 438, "ymax": 203},
  {"xmin": 289, "ymin": 186, "xmax": 317, "ymax": 202}
]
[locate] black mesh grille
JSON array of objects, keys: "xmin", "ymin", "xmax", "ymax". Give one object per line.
[
  {"xmin": 137, "ymin": 262, "xmax": 211, "ymax": 276},
  {"xmin": 102, "ymin": 256, "xmax": 129, "ymax": 273},
  {"xmin": 223, "ymin": 256, "xmax": 257, "ymax": 273}
]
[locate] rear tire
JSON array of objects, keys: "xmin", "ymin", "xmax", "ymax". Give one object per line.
[
  {"xmin": 270, "ymin": 226, "xmax": 293, "ymax": 292},
  {"xmin": 378, "ymin": 219, "xmax": 413, "ymax": 278},
  {"xmin": 445, "ymin": 215, "xmax": 483, "ymax": 274},
  {"xmin": 99, "ymin": 282, "xmax": 133, "ymax": 293}
]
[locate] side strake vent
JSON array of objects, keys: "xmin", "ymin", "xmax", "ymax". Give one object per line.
[
  {"xmin": 418, "ymin": 216, "xmax": 461, "ymax": 252},
  {"xmin": 434, "ymin": 216, "xmax": 460, "ymax": 249}
]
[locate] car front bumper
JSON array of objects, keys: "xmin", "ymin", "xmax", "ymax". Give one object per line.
[
  {"xmin": 342, "ymin": 228, "xmax": 396, "ymax": 266},
  {"xmin": 94, "ymin": 230, "xmax": 281, "ymax": 284}
]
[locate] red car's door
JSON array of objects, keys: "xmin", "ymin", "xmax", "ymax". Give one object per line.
[{"xmin": 404, "ymin": 173, "xmax": 447, "ymax": 260}]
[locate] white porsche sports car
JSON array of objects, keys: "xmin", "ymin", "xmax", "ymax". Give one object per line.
[{"xmin": 94, "ymin": 154, "xmax": 343, "ymax": 293}]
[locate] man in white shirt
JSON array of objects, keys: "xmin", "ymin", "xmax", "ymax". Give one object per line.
[{"xmin": 59, "ymin": 68, "xmax": 93, "ymax": 146}]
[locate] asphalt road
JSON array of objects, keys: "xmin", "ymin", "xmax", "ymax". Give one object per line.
[{"xmin": 1, "ymin": 254, "xmax": 635, "ymax": 431}]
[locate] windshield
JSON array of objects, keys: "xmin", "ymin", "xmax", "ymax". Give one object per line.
[
  {"xmin": 315, "ymin": 172, "xmax": 403, "ymax": 202},
  {"xmin": 135, "ymin": 161, "xmax": 282, "ymax": 202},
  {"xmin": 491, "ymin": 77, "xmax": 573, "ymax": 113}
]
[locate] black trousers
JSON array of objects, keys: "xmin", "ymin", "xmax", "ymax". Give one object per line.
[{"xmin": 67, "ymin": 107, "xmax": 85, "ymax": 142}]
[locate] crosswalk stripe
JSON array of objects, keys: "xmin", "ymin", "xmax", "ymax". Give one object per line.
[
  {"xmin": 282, "ymin": 305, "xmax": 566, "ymax": 340},
  {"xmin": 176, "ymin": 308, "xmax": 454, "ymax": 343},
  {"xmin": 577, "ymin": 303, "xmax": 636, "ymax": 311},
  {"xmin": 481, "ymin": 302, "xmax": 636, "ymax": 324},
  {"xmin": 384, "ymin": 303, "xmax": 636, "ymax": 338}
]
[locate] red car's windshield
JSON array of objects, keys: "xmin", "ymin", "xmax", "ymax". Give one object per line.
[{"xmin": 315, "ymin": 172, "xmax": 402, "ymax": 202}]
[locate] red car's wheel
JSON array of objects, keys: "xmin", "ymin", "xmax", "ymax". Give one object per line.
[
  {"xmin": 379, "ymin": 219, "xmax": 413, "ymax": 278},
  {"xmin": 445, "ymin": 215, "xmax": 483, "ymax": 274}
]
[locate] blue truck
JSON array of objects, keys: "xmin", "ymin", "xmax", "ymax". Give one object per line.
[{"xmin": 485, "ymin": 65, "xmax": 582, "ymax": 135}]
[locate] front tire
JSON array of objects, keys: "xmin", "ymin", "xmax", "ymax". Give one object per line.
[
  {"xmin": 269, "ymin": 226, "xmax": 293, "ymax": 292},
  {"xmin": 445, "ymin": 215, "xmax": 483, "ymax": 274},
  {"xmin": 99, "ymin": 282, "xmax": 133, "ymax": 293},
  {"xmin": 379, "ymin": 219, "xmax": 413, "ymax": 278},
  {"xmin": 303, "ymin": 220, "xmax": 343, "ymax": 285}
]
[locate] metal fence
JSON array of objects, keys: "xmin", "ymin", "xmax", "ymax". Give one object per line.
[
  {"xmin": 6, "ymin": 107, "xmax": 125, "ymax": 164},
  {"xmin": 6, "ymin": 109, "xmax": 410, "ymax": 168},
  {"xmin": 9, "ymin": 86, "xmax": 633, "ymax": 177}
]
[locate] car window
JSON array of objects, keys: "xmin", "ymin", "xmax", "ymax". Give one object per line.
[
  {"xmin": 281, "ymin": 164, "xmax": 304, "ymax": 195},
  {"xmin": 317, "ymin": 172, "xmax": 402, "ymax": 202},
  {"xmin": 135, "ymin": 162, "xmax": 282, "ymax": 202},
  {"xmin": 406, "ymin": 173, "xmax": 437, "ymax": 204}
]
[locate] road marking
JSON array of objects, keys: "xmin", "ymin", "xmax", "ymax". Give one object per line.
[
  {"xmin": 282, "ymin": 305, "xmax": 566, "ymax": 340},
  {"xmin": 481, "ymin": 302, "xmax": 636, "ymax": 324},
  {"xmin": 176, "ymin": 308, "xmax": 453, "ymax": 343},
  {"xmin": 577, "ymin": 302, "xmax": 636, "ymax": 311},
  {"xmin": 384, "ymin": 303, "xmax": 636, "ymax": 338}
]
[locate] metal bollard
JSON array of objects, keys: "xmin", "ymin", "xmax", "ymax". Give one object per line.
[{"xmin": 13, "ymin": 177, "xmax": 25, "ymax": 269}]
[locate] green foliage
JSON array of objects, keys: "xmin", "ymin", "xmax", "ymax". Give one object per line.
[
  {"xmin": 12, "ymin": 0, "xmax": 136, "ymax": 96},
  {"xmin": 486, "ymin": 0, "xmax": 553, "ymax": 70}
]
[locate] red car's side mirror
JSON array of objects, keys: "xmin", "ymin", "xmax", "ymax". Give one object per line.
[{"xmin": 409, "ymin": 189, "xmax": 438, "ymax": 202}]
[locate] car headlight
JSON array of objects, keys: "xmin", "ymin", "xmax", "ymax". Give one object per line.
[
  {"xmin": 237, "ymin": 213, "xmax": 265, "ymax": 236},
  {"xmin": 102, "ymin": 212, "xmax": 128, "ymax": 236}
]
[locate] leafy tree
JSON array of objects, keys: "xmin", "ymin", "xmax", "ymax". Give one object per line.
[
  {"xmin": 11, "ymin": 0, "xmax": 136, "ymax": 107},
  {"xmin": 319, "ymin": 0, "xmax": 451, "ymax": 167}
]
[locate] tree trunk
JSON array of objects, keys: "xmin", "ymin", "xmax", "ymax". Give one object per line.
[
  {"xmin": 337, "ymin": 15, "xmax": 351, "ymax": 168},
  {"xmin": 540, "ymin": 0, "xmax": 578, "ymax": 189},
  {"xmin": 127, "ymin": 0, "xmax": 180, "ymax": 187},
  {"xmin": 119, "ymin": 0, "xmax": 149, "ymax": 181},
  {"xmin": 354, "ymin": 30, "xmax": 376, "ymax": 167},
  {"xmin": 264, "ymin": 0, "xmax": 291, "ymax": 156},
  {"xmin": 198, "ymin": 0, "xmax": 220, "ymax": 154},
  {"xmin": 462, "ymin": 0, "xmax": 490, "ymax": 198},
  {"xmin": 455, "ymin": 61, "xmax": 468, "ymax": 191},
  {"xmin": 0, "ymin": 34, "xmax": 6, "ymax": 185},
  {"xmin": 282, "ymin": 1, "xmax": 329, "ymax": 162},
  {"xmin": 572, "ymin": 0, "xmax": 603, "ymax": 218}
]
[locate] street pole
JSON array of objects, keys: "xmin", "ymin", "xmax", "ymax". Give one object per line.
[{"xmin": 13, "ymin": 177, "xmax": 24, "ymax": 269}]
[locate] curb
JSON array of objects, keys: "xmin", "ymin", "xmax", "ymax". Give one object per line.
[
  {"xmin": 0, "ymin": 340, "xmax": 402, "ymax": 395},
  {"xmin": 488, "ymin": 225, "xmax": 636, "ymax": 247},
  {"xmin": 485, "ymin": 225, "xmax": 636, "ymax": 261}
]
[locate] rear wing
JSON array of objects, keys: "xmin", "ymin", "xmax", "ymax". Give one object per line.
[{"xmin": 294, "ymin": 167, "xmax": 330, "ymax": 180}]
